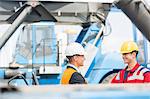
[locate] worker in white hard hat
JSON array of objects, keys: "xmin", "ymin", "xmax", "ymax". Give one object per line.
[
  {"xmin": 111, "ymin": 41, "xmax": 150, "ymax": 83},
  {"xmin": 61, "ymin": 42, "xmax": 87, "ymax": 84}
]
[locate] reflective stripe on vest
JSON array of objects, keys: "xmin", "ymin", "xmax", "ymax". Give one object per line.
[
  {"xmin": 128, "ymin": 66, "xmax": 143, "ymax": 80},
  {"xmin": 128, "ymin": 66, "xmax": 150, "ymax": 81},
  {"xmin": 61, "ymin": 68, "xmax": 77, "ymax": 84}
]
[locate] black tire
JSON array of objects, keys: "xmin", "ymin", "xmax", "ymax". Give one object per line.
[{"xmin": 99, "ymin": 69, "xmax": 120, "ymax": 84}]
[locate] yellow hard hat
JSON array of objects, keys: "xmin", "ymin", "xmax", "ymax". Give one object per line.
[{"xmin": 120, "ymin": 41, "xmax": 139, "ymax": 54}]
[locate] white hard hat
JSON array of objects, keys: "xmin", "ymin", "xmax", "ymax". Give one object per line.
[{"xmin": 65, "ymin": 42, "xmax": 85, "ymax": 56}]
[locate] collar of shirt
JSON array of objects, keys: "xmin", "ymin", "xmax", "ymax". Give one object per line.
[
  {"xmin": 124, "ymin": 63, "xmax": 140, "ymax": 73},
  {"xmin": 67, "ymin": 64, "xmax": 81, "ymax": 73}
]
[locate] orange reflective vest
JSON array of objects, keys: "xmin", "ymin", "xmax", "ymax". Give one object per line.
[{"xmin": 61, "ymin": 67, "xmax": 77, "ymax": 84}]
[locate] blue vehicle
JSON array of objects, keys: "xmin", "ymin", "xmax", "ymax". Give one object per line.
[{"xmin": 0, "ymin": 0, "xmax": 150, "ymax": 85}]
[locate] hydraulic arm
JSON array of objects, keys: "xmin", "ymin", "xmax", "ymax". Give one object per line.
[{"xmin": 115, "ymin": 0, "xmax": 150, "ymax": 41}]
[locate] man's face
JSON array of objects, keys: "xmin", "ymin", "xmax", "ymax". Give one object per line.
[
  {"xmin": 75, "ymin": 55, "xmax": 85, "ymax": 66},
  {"xmin": 122, "ymin": 52, "xmax": 136, "ymax": 64}
]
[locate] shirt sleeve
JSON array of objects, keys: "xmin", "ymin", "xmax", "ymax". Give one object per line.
[
  {"xmin": 144, "ymin": 72, "xmax": 150, "ymax": 82},
  {"xmin": 69, "ymin": 72, "xmax": 87, "ymax": 84}
]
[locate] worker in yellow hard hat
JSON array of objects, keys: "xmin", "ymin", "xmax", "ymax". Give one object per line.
[
  {"xmin": 111, "ymin": 41, "xmax": 150, "ymax": 83},
  {"xmin": 61, "ymin": 42, "xmax": 87, "ymax": 84}
]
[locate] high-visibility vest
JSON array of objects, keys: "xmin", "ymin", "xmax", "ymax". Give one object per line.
[
  {"xmin": 61, "ymin": 67, "xmax": 77, "ymax": 84},
  {"xmin": 111, "ymin": 64, "xmax": 150, "ymax": 83}
]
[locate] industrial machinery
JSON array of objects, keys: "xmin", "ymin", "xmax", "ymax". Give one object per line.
[{"xmin": 0, "ymin": 0, "xmax": 150, "ymax": 85}]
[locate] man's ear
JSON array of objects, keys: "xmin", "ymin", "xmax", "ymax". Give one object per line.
[
  {"xmin": 73, "ymin": 56, "xmax": 78, "ymax": 61},
  {"xmin": 132, "ymin": 52, "xmax": 137, "ymax": 58}
]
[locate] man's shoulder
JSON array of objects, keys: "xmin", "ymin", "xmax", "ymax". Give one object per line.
[
  {"xmin": 69, "ymin": 72, "xmax": 86, "ymax": 84},
  {"xmin": 139, "ymin": 65, "xmax": 150, "ymax": 75},
  {"xmin": 71, "ymin": 72, "xmax": 85, "ymax": 81},
  {"xmin": 72, "ymin": 72, "xmax": 83, "ymax": 78}
]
